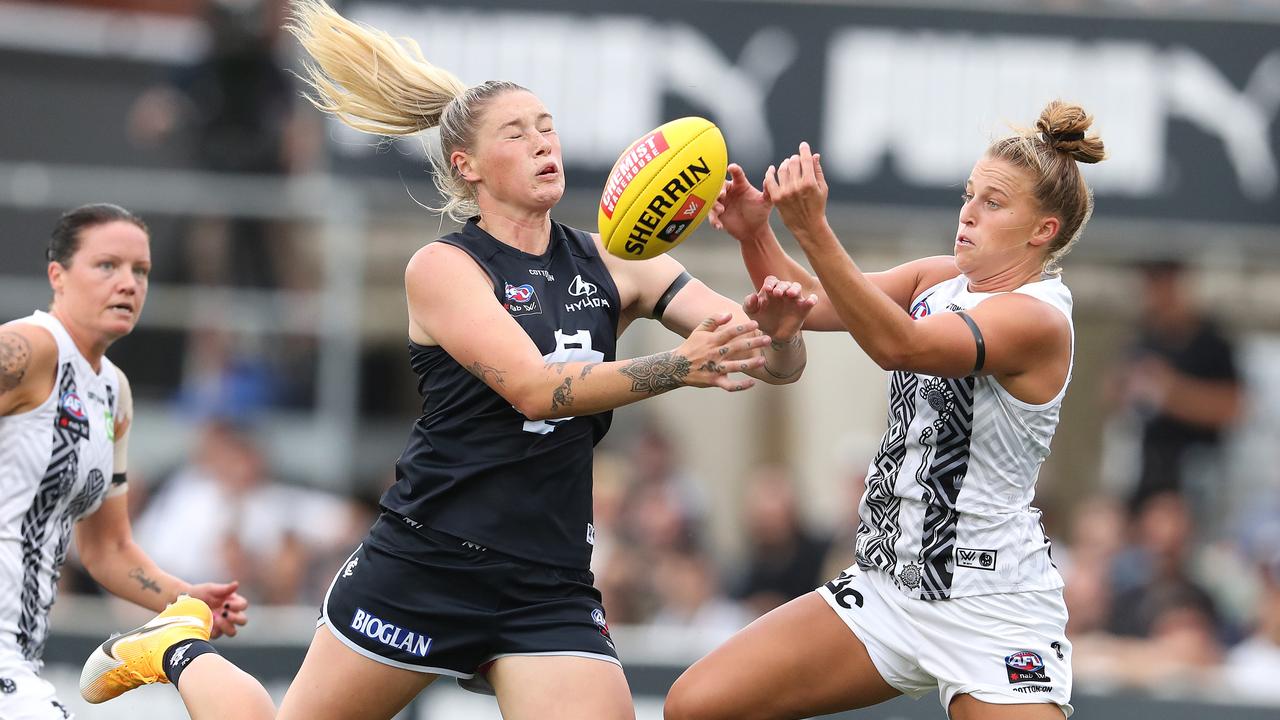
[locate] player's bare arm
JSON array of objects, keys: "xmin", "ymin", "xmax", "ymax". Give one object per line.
[
  {"xmin": 406, "ymin": 242, "xmax": 770, "ymax": 419},
  {"xmin": 595, "ymin": 236, "xmax": 813, "ymax": 384},
  {"xmin": 0, "ymin": 324, "xmax": 57, "ymax": 415},
  {"xmin": 712, "ymin": 163, "xmax": 959, "ymax": 330}
]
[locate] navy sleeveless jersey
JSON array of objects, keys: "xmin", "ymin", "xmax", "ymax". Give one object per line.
[{"xmin": 382, "ymin": 219, "xmax": 621, "ymax": 570}]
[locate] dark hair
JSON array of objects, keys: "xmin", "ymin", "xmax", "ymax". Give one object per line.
[
  {"xmin": 48, "ymin": 203, "xmax": 149, "ymax": 266},
  {"xmin": 986, "ymin": 100, "xmax": 1106, "ymax": 274}
]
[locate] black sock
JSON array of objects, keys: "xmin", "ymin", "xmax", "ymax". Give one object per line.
[{"xmin": 161, "ymin": 639, "xmax": 219, "ymax": 689}]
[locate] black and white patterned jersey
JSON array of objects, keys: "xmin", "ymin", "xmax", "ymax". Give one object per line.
[
  {"xmin": 0, "ymin": 311, "xmax": 123, "ymax": 667},
  {"xmin": 856, "ymin": 274, "xmax": 1073, "ymax": 600},
  {"xmin": 383, "ymin": 219, "xmax": 620, "ymax": 571}
]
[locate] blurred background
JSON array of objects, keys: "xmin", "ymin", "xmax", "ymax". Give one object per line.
[{"xmin": 2, "ymin": 0, "xmax": 1279, "ymax": 717}]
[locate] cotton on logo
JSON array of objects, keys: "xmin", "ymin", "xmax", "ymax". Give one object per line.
[{"xmin": 569, "ymin": 275, "xmax": 597, "ymax": 297}]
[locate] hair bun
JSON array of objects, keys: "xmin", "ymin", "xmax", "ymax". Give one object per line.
[{"xmin": 1036, "ymin": 100, "xmax": 1106, "ymax": 165}]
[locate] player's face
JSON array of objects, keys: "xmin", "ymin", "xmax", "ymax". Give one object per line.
[
  {"xmin": 50, "ymin": 221, "xmax": 151, "ymax": 340},
  {"xmin": 463, "ymin": 90, "xmax": 564, "ymax": 213},
  {"xmin": 954, "ymin": 157, "xmax": 1055, "ymax": 278}
]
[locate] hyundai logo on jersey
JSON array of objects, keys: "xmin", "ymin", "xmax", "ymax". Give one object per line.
[
  {"xmin": 568, "ymin": 275, "xmax": 597, "ymax": 297},
  {"xmin": 565, "ymin": 275, "xmax": 611, "ymax": 313},
  {"xmin": 1005, "ymin": 650, "xmax": 1051, "ymax": 683},
  {"xmin": 504, "ymin": 283, "xmax": 542, "ymax": 317},
  {"xmin": 350, "ymin": 608, "xmax": 433, "ymax": 657}
]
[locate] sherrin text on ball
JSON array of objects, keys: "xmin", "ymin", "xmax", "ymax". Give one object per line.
[{"xmin": 598, "ymin": 117, "xmax": 728, "ymax": 260}]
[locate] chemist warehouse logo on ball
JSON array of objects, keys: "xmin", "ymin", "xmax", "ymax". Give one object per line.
[
  {"xmin": 600, "ymin": 131, "xmax": 670, "ymax": 219},
  {"xmin": 350, "ymin": 608, "xmax": 433, "ymax": 658}
]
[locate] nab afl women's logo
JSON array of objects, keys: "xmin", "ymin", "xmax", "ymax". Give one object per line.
[
  {"xmin": 60, "ymin": 392, "xmax": 86, "ymax": 420},
  {"xmin": 910, "ymin": 293, "xmax": 933, "ymax": 319}
]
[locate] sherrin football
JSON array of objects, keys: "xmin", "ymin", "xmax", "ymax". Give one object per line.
[{"xmin": 598, "ymin": 117, "xmax": 728, "ymax": 260}]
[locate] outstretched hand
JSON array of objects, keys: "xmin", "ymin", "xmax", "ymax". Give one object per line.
[
  {"xmin": 762, "ymin": 142, "xmax": 829, "ymax": 241},
  {"xmin": 675, "ymin": 313, "xmax": 772, "ymax": 392},
  {"xmin": 709, "ymin": 163, "xmax": 772, "ymax": 241},
  {"xmin": 185, "ymin": 580, "xmax": 249, "ymax": 639},
  {"xmin": 744, "ymin": 276, "xmax": 818, "ymax": 343}
]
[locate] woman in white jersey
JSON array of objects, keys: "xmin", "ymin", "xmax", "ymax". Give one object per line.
[
  {"xmin": 0, "ymin": 203, "xmax": 266, "ymax": 719},
  {"xmin": 664, "ymin": 101, "xmax": 1106, "ymax": 720}
]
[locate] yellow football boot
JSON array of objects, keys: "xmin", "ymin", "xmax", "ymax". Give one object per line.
[{"xmin": 79, "ymin": 594, "xmax": 212, "ymax": 703}]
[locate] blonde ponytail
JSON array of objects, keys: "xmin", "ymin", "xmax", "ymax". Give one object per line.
[{"xmin": 287, "ymin": 0, "xmax": 466, "ymax": 136}]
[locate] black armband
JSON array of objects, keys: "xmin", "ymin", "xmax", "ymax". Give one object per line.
[
  {"xmin": 111, "ymin": 472, "xmax": 127, "ymax": 487},
  {"xmin": 955, "ymin": 310, "xmax": 986, "ymax": 375},
  {"xmin": 652, "ymin": 271, "xmax": 693, "ymax": 321}
]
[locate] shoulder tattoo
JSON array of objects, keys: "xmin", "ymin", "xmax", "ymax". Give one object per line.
[{"xmin": 0, "ymin": 331, "xmax": 32, "ymax": 395}]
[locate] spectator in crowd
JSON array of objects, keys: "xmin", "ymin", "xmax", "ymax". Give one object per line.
[
  {"xmin": 134, "ymin": 419, "xmax": 364, "ymax": 604},
  {"xmin": 128, "ymin": 0, "xmax": 319, "ymax": 278},
  {"xmin": 1060, "ymin": 495, "xmax": 1126, "ymax": 636},
  {"xmin": 732, "ymin": 466, "xmax": 828, "ymax": 618},
  {"xmin": 651, "ymin": 547, "xmax": 751, "ymax": 646},
  {"xmin": 128, "ymin": 0, "xmax": 320, "ymax": 289},
  {"xmin": 1220, "ymin": 532, "xmax": 1280, "ymax": 704},
  {"xmin": 1108, "ymin": 260, "xmax": 1242, "ymax": 519},
  {"xmin": 1107, "ymin": 492, "xmax": 1224, "ymax": 639}
]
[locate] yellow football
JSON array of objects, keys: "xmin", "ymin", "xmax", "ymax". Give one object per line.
[{"xmin": 598, "ymin": 117, "xmax": 727, "ymax": 260}]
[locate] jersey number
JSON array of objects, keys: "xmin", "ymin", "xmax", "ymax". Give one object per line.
[{"xmin": 523, "ymin": 329, "xmax": 603, "ymax": 435}]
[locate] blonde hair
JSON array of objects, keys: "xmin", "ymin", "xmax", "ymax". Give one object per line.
[
  {"xmin": 987, "ymin": 100, "xmax": 1107, "ymax": 274},
  {"xmin": 287, "ymin": 0, "xmax": 526, "ymax": 220}
]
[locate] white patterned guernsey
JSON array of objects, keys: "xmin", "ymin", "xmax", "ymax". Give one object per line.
[
  {"xmin": 856, "ymin": 274, "xmax": 1074, "ymax": 601},
  {"xmin": 0, "ymin": 311, "xmax": 123, "ymax": 667}
]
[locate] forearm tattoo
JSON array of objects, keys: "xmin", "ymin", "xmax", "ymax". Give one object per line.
[
  {"xmin": 765, "ymin": 335, "xmax": 803, "ymax": 379},
  {"xmin": 579, "ymin": 362, "xmax": 600, "ymax": 380},
  {"xmin": 544, "ymin": 360, "xmax": 569, "ymax": 375},
  {"xmin": 550, "ymin": 377, "xmax": 574, "ymax": 412},
  {"xmin": 770, "ymin": 335, "xmax": 804, "ymax": 352},
  {"xmin": 621, "ymin": 352, "xmax": 691, "ymax": 394},
  {"xmin": 128, "ymin": 567, "xmax": 162, "ymax": 594},
  {"xmin": 466, "ymin": 361, "xmax": 508, "ymax": 387},
  {"xmin": 0, "ymin": 331, "xmax": 32, "ymax": 395}
]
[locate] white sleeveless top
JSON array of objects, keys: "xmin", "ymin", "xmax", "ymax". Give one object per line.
[
  {"xmin": 0, "ymin": 311, "xmax": 124, "ymax": 667},
  {"xmin": 855, "ymin": 274, "xmax": 1073, "ymax": 600}
]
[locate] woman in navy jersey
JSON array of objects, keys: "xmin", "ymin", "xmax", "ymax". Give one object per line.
[
  {"xmin": 0, "ymin": 203, "xmax": 259, "ymax": 720},
  {"xmin": 80, "ymin": 2, "xmax": 814, "ymax": 718},
  {"xmin": 664, "ymin": 102, "xmax": 1105, "ymax": 720}
]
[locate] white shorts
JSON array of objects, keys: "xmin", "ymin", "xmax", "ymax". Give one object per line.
[
  {"xmin": 817, "ymin": 564, "xmax": 1073, "ymax": 718},
  {"xmin": 0, "ymin": 659, "xmax": 72, "ymax": 720}
]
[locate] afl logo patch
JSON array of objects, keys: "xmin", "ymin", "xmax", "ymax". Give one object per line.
[
  {"xmin": 590, "ymin": 607, "xmax": 614, "ymax": 646},
  {"xmin": 910, "ymin": 293, "xmax": 933, "ymax": 319},
  {"xmin": 1005, "ymin": 650, "xmax": 1051, "ymax": 684},
  {"xmin": 504, "ymin": 283, "xmax": 543, "ymax": 317},
  {"xmin": 61, "ymin": 391, "xmax": 86, "ymax": 419}
]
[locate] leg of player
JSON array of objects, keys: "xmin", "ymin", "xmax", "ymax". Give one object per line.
[
  {"xmin": 172, "ymin": 655, "xmax": 276, "ymax": 720},
  {"xmin": 948, "ymin": 694, "xmax": 1067, "ymax": 720},
  {"xmin": 80, "ymin": 594, "xmax": 276, "ymax": 718},
  {"xmin": 489, "ymin": 656, "xmax": 634, "ymax": 720},
  {"xmin": 663, "ymin": 592, "xmax": 899, "ymax": 720},
  {"xmin": 275, "ymin": 628, "xmax": 438, "ymax": 720}
]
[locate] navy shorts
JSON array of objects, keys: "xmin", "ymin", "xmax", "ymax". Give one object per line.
[{"xmin": 321, "ymin": 512, "xmax": 620, "ymax": 694}]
